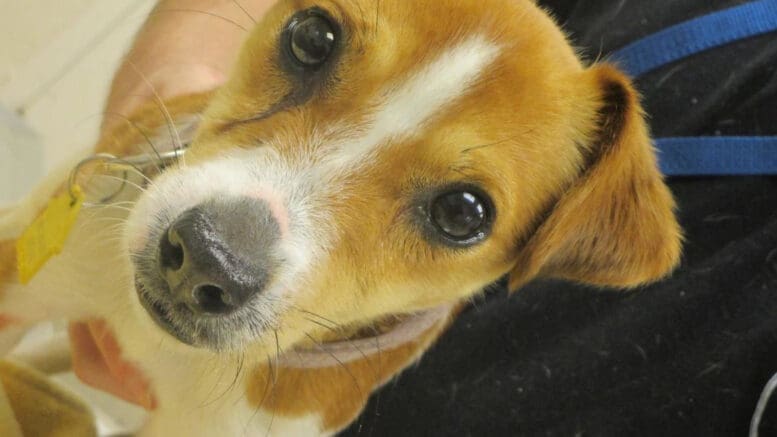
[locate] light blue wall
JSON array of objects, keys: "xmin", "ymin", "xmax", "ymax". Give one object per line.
[{"xmin": 0, "ymin": 106, "xmax": 42, "ymax": 205}]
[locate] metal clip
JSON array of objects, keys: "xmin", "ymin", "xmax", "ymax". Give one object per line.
[{"xmin": 68, "ymin": 148, "xmax": 187, "ymax": 206}]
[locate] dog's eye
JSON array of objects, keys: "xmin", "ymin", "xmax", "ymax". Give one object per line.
[
  {"xmin": 289, "ymin": 14, "xmax": 336, "ymax": 67},
  {"xmin": 430, "ymin": 190, "xmax": 492, "ymax": 244}
]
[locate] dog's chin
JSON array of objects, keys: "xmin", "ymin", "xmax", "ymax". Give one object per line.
[{"xmin": 135, "ymin": 279, "xmax": 258, "ymax": 351}]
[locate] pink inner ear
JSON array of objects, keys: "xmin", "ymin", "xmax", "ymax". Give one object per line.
[{"xmin": 245, "ymin": 188, "xmax": 290, "ymax": 238}]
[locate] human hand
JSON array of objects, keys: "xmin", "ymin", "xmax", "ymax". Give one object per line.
[
  {"xmin": 102, "ymin": 0, "xmax": 277, "ymax": 134},
  {"xmin": 70, "ymin": 0, "xmax": 277, "ymax": 408},
  {"xmin": 69, "ymin": 320, "xmax": 156, "ymax": 409}
]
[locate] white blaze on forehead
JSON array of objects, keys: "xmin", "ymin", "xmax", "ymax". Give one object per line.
[{"xmin": 325, "ymin": 34, "xmax": 501, "ymax": 169}]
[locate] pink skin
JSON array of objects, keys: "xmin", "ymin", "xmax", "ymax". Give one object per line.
[
  {"xmin": 0, "ymin": 314, "xmax": 21, "ymax": 330},
  {"xmin": 128, "ymin": 186, "xmax": 291, "ymax": 252},
  {"xmin": 246, "ymin": 187, "xmax": 291, "ymax": 239}
]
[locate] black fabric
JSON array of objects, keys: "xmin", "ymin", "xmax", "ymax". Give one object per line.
[{"xmin": 342, "ymin": 1, "xmax": 777, "ymax": 435}]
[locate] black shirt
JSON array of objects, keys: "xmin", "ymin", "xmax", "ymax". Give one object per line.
[{"xmin": 344, "ymin": 2, "xmax": 777, "ymax": 435}]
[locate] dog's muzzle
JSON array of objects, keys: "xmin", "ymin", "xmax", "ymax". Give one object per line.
[{"xmin": 134, "ymin": 195, "xmax": 284, "ymax": 347}]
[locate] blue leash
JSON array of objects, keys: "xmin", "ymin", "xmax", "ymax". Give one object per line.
[
  {"xmin": 655, "ymin": 137, "xmax": 777, "ymax": 176},
  {"xmin": 611, "ymin": 0, "xmax": 777, "ymax": 77},
  {"xmin": 609, "ymin": 0, "xmax": 777, "ymax": 176}
]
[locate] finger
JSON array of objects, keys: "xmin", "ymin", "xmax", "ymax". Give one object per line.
[
  {"xmin": 102, "ymin": 0, "xmax": 277, "ymax": 134},
  {"xmin": 0, "ymin": 315, "xmax": 20, "ymax": 330},
  {"xmin": 87, "ymin": 321, "xmax": 157, "ymax": 410},
  {"xmin": 69, "ymin": 322, "xmax": 143, "ymax": 406}
]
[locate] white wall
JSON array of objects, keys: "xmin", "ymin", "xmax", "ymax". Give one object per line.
[
  {"xmin": 0, "ymin": 2, "xmax": 158, "ymax": 434},
  {"xmin": 0, "ymin": 106, "xmax": 41, "ymax": 205},
  {"xmin": 0, "ymin": 0, "xmax": 157, "ymax": 204}
]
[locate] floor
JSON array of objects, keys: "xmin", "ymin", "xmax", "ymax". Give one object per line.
[{"xmin": 0, "ymin": 1, "xmax": 157, "ymax": 434}]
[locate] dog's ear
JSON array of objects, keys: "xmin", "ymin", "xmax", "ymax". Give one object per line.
[{"xmin": 509, "ymin": 65, "xmax": 682, "ymax": 291}]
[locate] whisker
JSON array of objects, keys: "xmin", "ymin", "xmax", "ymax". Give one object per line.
[
  {"xmin": 300, "ymin": 315, "xmax": 378, "ymax": 380},
  {"xmin": 242, "ymin": 350, "xmax": 274, "ymax": 436},
  {"xmin": 99, "ymin": 200, "xmax": 137, "ymax": 207},
  {"xmin": 264, "ymin": 331, "xmax": 281, "ymax": 437},
  {"xmin": 94, "ymin": 174, "xmax": 147, "ymax": 190},
  {"xmin": 231, "ymin": 0, "xmax": 257, "ymax": 24},
  {"xmin": 218, "ymin": 353, "xmax": 245, "ymax": 407},
  {"xmin": 293, "ymin": 306, "xmax": 343, "ymax": 329},
  {"xmin": 461, "ymin": 134, "xmax": 519, "ymax": 154},
  {"xmin": 76, "ymin": 110, "xmax": 166, "ymax": 174},
  {"xmin": 90, "ymin": 173, "xmax": 148, "ymax": 195},
  {"xmin": 103, "ymin": 164, "xmax": 155, "ymax": 186},
  {"xmin": 149, "ymin": 8, "xmax": 250, "ymax": 32},
  {"xmin": 198, "ymin": 360, "xmax": 233, "ymax": 408},
  {"xmin": 292, "ymin": 305, "xmax": 380, "ymax": 365},
  {"xmin": 304, "ymin": 332, "xmax": 364, "ymax": 399},
  {"xmin": 102, "ymin": 111, "xmax": 164, "ymax": 172},
  {"xmin": 126, "ymin": 61, "xmax": 185, "ymax": 164},
  {"xmin": 82, "ymin": 218, "xmax": 128, "ymax": 228},
  {"xmin": 274, "ymin": 330, "xmax": 281, "ymax": 378}
]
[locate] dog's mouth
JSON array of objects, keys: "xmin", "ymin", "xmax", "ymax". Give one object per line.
[
  {"xmin": 135, "ymin": 273, "xmax": 455, "ymax": 365},
  {"xmin": 277, "ymin": 304, "xmax": 455, "ymax": 369},
  {"xmin": 134, "ymin": 271, "xmax": 281, "ymax": 351},
  {"xmin": 135, "ymin": 279, "xmax": 197, "ymax": 345}
]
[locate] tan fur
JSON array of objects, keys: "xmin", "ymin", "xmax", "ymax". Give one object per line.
[
  {"xmin": 508, "ymin": 65, "xmax": 682, "ymax": 290},
  {"xmin": 0, "ymin": 0, "xmax": 681, "ymax": 434},
  {"xmin": 188, "ymin": 0, "xmax": 680, "ymax": 426},
  {"xmin": 177, "ymin": 0, "xmax": 680, "ymax": 363},
  {"xmin": 0, "ymin": 241, "xmax": 14, "ymax": 291}
]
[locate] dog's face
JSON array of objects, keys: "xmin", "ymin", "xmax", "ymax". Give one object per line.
[{"xmin": 124, "ymin": 0, "xmax": 681, "ymax": 352}]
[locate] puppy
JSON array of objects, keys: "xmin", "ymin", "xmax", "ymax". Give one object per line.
[{"xmin": 0, "ymin": 0, "xmax": 682, "ymax": 435}]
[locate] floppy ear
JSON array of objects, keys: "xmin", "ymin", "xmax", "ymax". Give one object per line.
[{"xmin": 509, "ymin": 65, "xmax": 682, "ymax": 291}]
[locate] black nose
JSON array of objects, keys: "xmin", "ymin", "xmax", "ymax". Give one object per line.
[{"xmin": 158, "ymin": 198, "xmax": 281, "ymax": 315}]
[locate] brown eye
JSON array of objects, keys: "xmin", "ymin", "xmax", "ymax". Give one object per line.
[
  {"xmin": 289, "ymin": 15, "xmax": 336, "ymax": 67},
  {"xmin": 430, "ymin": 190, "xmax": 492, "ymax": 245}
]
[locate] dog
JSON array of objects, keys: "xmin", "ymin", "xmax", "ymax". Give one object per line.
[{"xmin": 0, "ymin": 0, "xmax": 682, "ymax": 435}]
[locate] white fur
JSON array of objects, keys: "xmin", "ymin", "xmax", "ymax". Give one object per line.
[
  {"xmin": 0, "ymin": 182, "xmax": 326, "ymax": 436},
  {"xmin": 126, "ymin": 147, "xmax": 332, "ymax": 273},
  {"xmin": 322, "ymin": 35, "xmax": 500, "ymax": 170}
]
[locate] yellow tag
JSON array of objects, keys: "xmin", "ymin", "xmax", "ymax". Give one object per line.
[{"xmin": 16, "ymin": 186, "xmax": 84, "ymax": 284}]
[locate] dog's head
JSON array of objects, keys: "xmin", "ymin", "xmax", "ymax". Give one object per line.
[{"xmin": 124, "ymin": 0, "xmax": 681, "ymax": 352}]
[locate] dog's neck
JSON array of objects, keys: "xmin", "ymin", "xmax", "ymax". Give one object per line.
[{"xmin": 244, "ymin": 304, "xmax": 455, "ymax": 432}]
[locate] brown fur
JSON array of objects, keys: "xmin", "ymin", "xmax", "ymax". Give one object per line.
[
  {"xmin": 173, "ymin": 0, "xmax": 680, "ymax": 361},
  {"xmin": 0, "ymin": 0, "xmax": 681, "ymax": 433},
  {"xmin": 508, "ymin": 66, "xmax": 682, "ymax": 290},
  {"xmin": 181, "ymin": 0, "xmax": 680, "ymax": 428}
]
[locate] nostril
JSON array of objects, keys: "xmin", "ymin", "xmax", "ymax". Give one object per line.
[
  {"xmin": 155, "ymin": 203, "xmax": 273, "ymax": 317},
  {"xmin": 193, "ymin": 284, "xmax": 234, "ymax": 314},
  {"xmin": 159, "ymin": 231, "xmax": 185, "ymax": 272}
]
